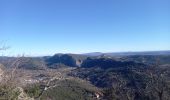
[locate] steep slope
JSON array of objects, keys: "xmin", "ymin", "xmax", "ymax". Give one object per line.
[
  {"xmin": 81, "ymin": 57, "xmax": 146, "ymax": 69},
  {"xmin": 45, "ymin": 54, "xmax": 87, "ymax": 68}
]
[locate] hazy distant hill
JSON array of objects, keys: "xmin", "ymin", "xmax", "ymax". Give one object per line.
[
  {"xmin": 121, "ymin": 55, "xmax": 170, "ymax": 65},
  {"xmin": 0, "ymin": 57, "xmax": 46, "ymax": 70},
  {"xmin": 83, "ymin": 52, "xmax": 104, "ymax": 56},
  {"xmin": 83, "ymin": 50, "xmax": 170, "ymax": 56}
]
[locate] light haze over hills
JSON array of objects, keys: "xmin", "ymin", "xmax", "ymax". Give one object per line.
[{"xmin": 0, "ymin": 0, "xmax": 169, "ymax": 56}]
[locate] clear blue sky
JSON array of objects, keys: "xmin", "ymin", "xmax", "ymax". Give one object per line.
[{"xmin": 0, "ymin": 0, "xmax": 170, "ymax": 56}]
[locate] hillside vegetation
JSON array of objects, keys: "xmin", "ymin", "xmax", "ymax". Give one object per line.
[{"xmin": 0, "ymin": 54, "xmax": 170, "ymax": 100}]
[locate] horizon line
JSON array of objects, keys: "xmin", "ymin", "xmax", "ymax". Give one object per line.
[{"xmin": 1, "ymin": 50, "xmax": 170, "ymax": 57}]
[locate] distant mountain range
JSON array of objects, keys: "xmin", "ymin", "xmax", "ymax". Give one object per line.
[{"xmin": 83, "ymin": 50, "xmax": 170, "ymax": 56}]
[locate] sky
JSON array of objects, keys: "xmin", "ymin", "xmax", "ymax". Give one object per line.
[{"xmin": 0, "ymin": 0, "xmax": 170, "ymax": 56}]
